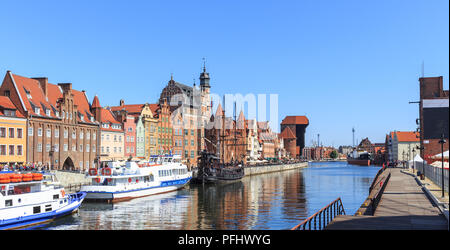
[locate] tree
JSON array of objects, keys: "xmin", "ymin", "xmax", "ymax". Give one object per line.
[{"xmin": 330, "ymin": 150, "xmax": 338, "ymax": 159}]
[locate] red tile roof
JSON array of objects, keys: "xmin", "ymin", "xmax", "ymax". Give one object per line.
[
  {"xmin": 91, "ymin": 95, "xmax": 101, "ymax": 109},
  {"xmin": 395, "ymin": 131, "xmax": 420, "ymax": 142},
  {"xmin": 281, "ymin": 116, "xmax": 309, "ymax": 125},
  {"xmin": 0, "ymin": 96, "xmax": 25, "ymax": 118},
  {"xmin": 110, "ymin": 104, "xmax": 144, "ymax": 114},
  {"xmin": 280, "ymin": 126, "xmax": 296, "ymax": 139},
  {"xmin": 10, "ymin": 73, "xmax": 96, "ymax": 124}
]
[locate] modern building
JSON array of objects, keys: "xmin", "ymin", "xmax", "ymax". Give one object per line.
[
  {"xmin": 280, "ymin": 116, "xmax": 309, "ymax": 158},
  {"xmin": 0, "ymin": 96, "xmax": 27, "ymax": 165},
  {"xmin": 0, "ymin": 71, "xmax": 100, "ymax": 171}
]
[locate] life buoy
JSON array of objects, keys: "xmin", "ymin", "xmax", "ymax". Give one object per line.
[
  {"xmin": 96, "ymin": 177, "xmax": 101, "ymax": 183},
  {"xmin": 128, "ymin": 178, "xmax": 132, "ymax": 183},
  {"xmin": 89, "ymin": 168, "xmax": 97, "ymax": 176},
  {"xmin": 102, "ymin": 168, "xmax": 112, "ymax": 176}
]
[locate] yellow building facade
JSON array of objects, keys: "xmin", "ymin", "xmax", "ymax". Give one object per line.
[{"xmin": 0, "ymin": 96, "xmax": 27, "ymax": 165}]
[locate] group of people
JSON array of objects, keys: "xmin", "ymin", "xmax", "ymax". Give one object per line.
[{"xmin": 1, "ymin": 162, "xmax": 49, "ymax": 172}]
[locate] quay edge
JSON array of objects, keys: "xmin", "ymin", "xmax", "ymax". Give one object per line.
[{"xmin": 243, "ymin": 162, "xmax": 308, "ymax": 177}]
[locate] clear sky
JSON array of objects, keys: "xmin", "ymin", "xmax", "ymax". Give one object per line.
[{"xmin": 1, "ymin": 0, "xmax": 448, "ymax": 147}]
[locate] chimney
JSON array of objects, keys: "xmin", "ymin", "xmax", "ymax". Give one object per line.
[
  {"xmin": 32, "ymin": 77, "xmax": 48, "ymax": 97},
  {"xmin": 58, "ymin": 83, "xmax": 72, "ymax": 93}
]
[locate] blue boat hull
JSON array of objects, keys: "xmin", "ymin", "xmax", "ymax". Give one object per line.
[{"xmin": 0, "ymin": 192, "xmax": 86, "ymax": 230}]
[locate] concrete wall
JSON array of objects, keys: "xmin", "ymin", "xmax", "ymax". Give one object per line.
[{"xmin": 51, "ymin": 170, "xmax": 89, "ymax": 187}]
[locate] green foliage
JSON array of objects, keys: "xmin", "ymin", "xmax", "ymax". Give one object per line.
[{"xmin": 330, "ymin": 150, "xmax": 338, "ymax": 159}]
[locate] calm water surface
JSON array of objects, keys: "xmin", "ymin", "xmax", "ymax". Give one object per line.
[{"xmin": 42, "ymin": 161, "xmax": 380, "ymax": 230}]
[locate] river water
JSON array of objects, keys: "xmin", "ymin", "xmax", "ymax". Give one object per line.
[{"xmin": 41, "ymin": 161, "xmax": 380, "ymax": 230}]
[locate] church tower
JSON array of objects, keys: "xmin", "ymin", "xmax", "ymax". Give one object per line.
[{"xmin": 199, "ymin": 59, "xmax": 211, "ymax": 120}]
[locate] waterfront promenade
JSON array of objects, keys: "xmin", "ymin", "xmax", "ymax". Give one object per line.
[{"xmin": 326, "ymin": 168, "xmax": 448, "ymax": 230}]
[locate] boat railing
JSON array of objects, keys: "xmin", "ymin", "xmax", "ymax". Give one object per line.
[{"xmin": 291, "ymin": 197, "xmax": 346, "ymax": 230}]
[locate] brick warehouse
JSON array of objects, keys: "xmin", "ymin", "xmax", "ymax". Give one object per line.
[
  {"xmin": 418, "ymin": 76, "xmax": 449, "ymax": 161},
  {"xmin": 0, "ymin": 71, "xmax": 100, "ymax": 171}
]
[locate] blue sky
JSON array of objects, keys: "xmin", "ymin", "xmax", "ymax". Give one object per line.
[{"xmin": 1, "ymin": 0, "xmax": 448, "ymax": 147}]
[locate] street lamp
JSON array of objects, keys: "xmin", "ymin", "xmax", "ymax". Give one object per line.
[
  {"xmin": 412, "ymin": 148, "xmax": 416, "ymax": 173},
  {"xmin": 438, "ymin": 134, "xmax": 446, "ymax": 198}
]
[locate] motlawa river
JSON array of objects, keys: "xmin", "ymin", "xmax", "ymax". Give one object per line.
[{"xmin": 40, "ymin": 161, "xmax": 380, "ymax": 230}]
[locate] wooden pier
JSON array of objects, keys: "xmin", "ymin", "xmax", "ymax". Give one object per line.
[{"xmin": 325, "ymin": 168, "xmax": 448, "ymax": 230}]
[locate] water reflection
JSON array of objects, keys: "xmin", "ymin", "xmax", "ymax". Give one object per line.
[{"xmin": 42, "ymin": 161, "xmax": 379, "ymax": 230}]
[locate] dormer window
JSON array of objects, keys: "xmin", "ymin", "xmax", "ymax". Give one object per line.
[
  {"xmin": 56, "ymin": 111, "xmax": 60, "ymax": 117},
  {"xmin": 46, "ymin": 109, "xmax": 51, "ymax": 116},
  {"xmin": 80, "ymin": 114, "xmax": 84, "ymax": 121},
  {"xmin": 90, "ymin": 117, "xmax": 94, "ymax": 122},
  {"xmin": 3, "ymin": 109, "xmax": 16, "ymax": 117},
  {"xmin": 34, "ymin": 107, "xmax": 40, "ymax": 115}
]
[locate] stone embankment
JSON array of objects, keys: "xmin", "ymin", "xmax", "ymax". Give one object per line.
[{"xmin": 244, "ymin": 162, "xmax": 308, "ymax": 177}]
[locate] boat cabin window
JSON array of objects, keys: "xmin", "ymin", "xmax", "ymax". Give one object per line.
[{"xmin": 5, "ymin": 199, "xmax": 12, "ymax": 207}]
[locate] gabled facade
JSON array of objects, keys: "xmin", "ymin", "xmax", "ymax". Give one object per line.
[
  {"xmin": 0, "ymin": 71, "xmax": 100, "ymax": 171},
  {"xmin": 0, "ymin": 96, "xmax": 27, "ymax": 165},
  {"xmin": 90, "ymin": 96, "xmax": 124, "ymax": 162}
]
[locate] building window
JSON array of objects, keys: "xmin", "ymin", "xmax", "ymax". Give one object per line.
[
  {"xmin": 64, "ymin": 129, "xmax": 68, "ymax": 138},
  {"xmin": 72, "ymin": 145, "xmax": 76, "ymax": 151},
  {"xmin": 46, "ymin": 109, "xmax": 51, "ymax": 116},
  {"xmin": 80, "ymin": 131, "xmax": 84, "ymax": 140},
  {"xmin": 17, "ymin": 145, "xmax": 23, "ymax": 155},
  {"xmin": 37, "ymin": 143, "xmax": 42, "ymax": 152},
  {"xmin": 72, "ymin": 130, "xmax": 76, "ymax": 139},
  {"xmin": 7, "ymin": 128, "xmax": 14, "ymax": 138},
  {"xmin": 9, "ymin": 145, "xmax": 14, "ymax": 155},
  {"xmin": 93, "ymin": 133, "xmax": 96, "ymax": 140},
  {"xmin": 46, "ymin": 129, "xmax": 51, "ymax": 138},
  {"xmin": 46, "ymin": 144, "xmax": 50, "ymax": 152},
  {"xmin": 64, "ymin": 144, "xmax": 68, "ymax": 152},
  {"xmin": 79, "ymin": 144, "xmax": 83, "ymax": 152},
  {"xmin": 0, "ymin": 128, "xmax": 5, "ymax": 138},
  {"xmin": 86, "ymin": 144, "xmax": 90, "ymax": 152},
  {"xmin": 54, "ymin": 129, "xmax": 59, "ymax": 138},
  {"xmin": 0, "ymin": 145, "xmax": 5, "ymax": 155},
  {"xmin": 28, "ymin": 127, "xmax": 33, "ymax": 136},
  {"xmin": 92, "ymin": 145, "xmax": 96, "ymax": 152},
  {"xmin": 38, "ymin": 128, "xmax": 43, "ymax": 137},
  {"xmin": 54, "ymin": 144, "xmax": 59, "ymax": 152},
  {"xmin": 191, "ymin": 151, "xmax": 194, "ymax": 159}
]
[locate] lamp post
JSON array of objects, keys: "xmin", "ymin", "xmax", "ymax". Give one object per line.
[
  {"xmin": 402, "ymin": 150, "xmax": 406, "ymax": 169},
  {"xmin": 412, "ymin": 148, "xmax": 416, "ymax": 173},
  {"xmin": 438, "ymin": 134, "xmax": 446, "ymax": 198}
]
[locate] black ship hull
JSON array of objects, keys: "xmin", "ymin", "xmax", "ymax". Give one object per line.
[{"xmin": 192, "ymin": 167, "xmax": 245, "ymax": 184}]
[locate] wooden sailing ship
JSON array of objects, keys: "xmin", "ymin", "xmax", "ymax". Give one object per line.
[{"xmin": 192, "ymin": 100, "xmax": 246, "ymax": 184}]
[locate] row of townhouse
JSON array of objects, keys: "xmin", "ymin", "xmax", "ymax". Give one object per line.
[{"xmin": 0, "ymin": 67, "xmax": 306, "ymax": 170}]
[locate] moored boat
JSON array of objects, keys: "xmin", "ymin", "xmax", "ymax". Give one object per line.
[
  {"xmin": 191, "ymin": 151, "xmax": 245, "ymax": 184},
  {"xmin": 0, "ymin": 171, "xmax": 86, "ymax": 230},
  {"xmin": 347, "ymin": 150, "xmax": 372, "ymax": 166},
  {"xmin": 80, "ymin": 155, "xmax": 192, "ymax": 202}
]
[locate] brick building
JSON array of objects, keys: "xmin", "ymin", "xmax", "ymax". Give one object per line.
[
  {"xmin": 280, "ymin": 116, "xmax": 309, "ymax": 158},
  {"xmin": 0, "ymin": 71, "xmax": 100, "ymax": 171},
  {"xmin": 418, "ymin": 76, "xmax": 449, "ymax": 162}
]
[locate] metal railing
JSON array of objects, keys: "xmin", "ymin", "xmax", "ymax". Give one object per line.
[
  {"xmin": 412, "ymin": 161, "xmax": 448, "ymax": 193},
  {"xmin": 291, "ymin": 197, "xmax": 346, "ymax": 230}
]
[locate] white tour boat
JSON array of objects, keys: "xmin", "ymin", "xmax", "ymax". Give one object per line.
[
  {"xmin": 0, "ymin": 171, "xmax": 86, "ymax": 230},
  {"xmin": 81, "ymin": 155, "xmax": 192, "ymax": 202}
]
